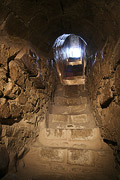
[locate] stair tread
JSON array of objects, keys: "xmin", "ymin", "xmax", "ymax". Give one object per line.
[
  {"xmin": 49, "ymin": 104, "xmax": 87, "ymax": 114},
  {"xmin": 53, "ymin": 99, "xmax": 88, "ymax": 106},
  {"xmin": 48, "ymin": 113, "xmax": 96, "ymax": 129},
  {"xmin": 18, "ymin": 146, "xmax": 115, "ymax": 180},
  {"xmin": 39, "ymin": 126, "xmax": 112, "ymax": 151}
]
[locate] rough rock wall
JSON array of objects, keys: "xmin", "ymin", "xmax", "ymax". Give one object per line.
[
  {"xmin": 87, "ymin": 37, "xmax": 120, "ymax": 168},
  {"xmin": 0, "ymin": 40, "xmax": 57, "ymax": 177}
]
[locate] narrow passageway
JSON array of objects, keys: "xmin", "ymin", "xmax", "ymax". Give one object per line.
[
  {"xmin": 16, "ymin": 82, "xmax": 117, "ymax": 180},
  {"xmin": 0, "ymin": 1, "xmax": 120, "ymax": 179}
]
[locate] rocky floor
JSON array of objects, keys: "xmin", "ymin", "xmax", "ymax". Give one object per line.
[{"xmin": 5, "ymin": 83, "xmax": 118, "ymax": 180}]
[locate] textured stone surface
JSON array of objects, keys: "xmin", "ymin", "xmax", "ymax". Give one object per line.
[
  {"xmin": 50, "ymin": 104, "xmax": 86, "ymax": 114},
  {"xmin": 87, "ymin": 38, "xmax": 120, "ymax": 169},
  {"xmin": 4, "ymin": 82, "xmax": 21, "ymax": 99},
  {"xmin": 49, "ymin": 114, "xmax": 68, "ymax": 123},
  {"xmin": 39, "ymin": 148, "xmax": 65, "ymax": 163},
  {"xmin": 9, "ymin": 102, "xmax": 23, "ymax": 118},
  {"xmin": 0, "ymin": 98, "xmax": 10, "ymax": 119},
  {"xmin": 70, "ymin": 128, "xmax": 98, "ymax": 140},
  {"xmin": 0, "ymin": 42, "xmax": 57, "ymax": 177},
  {"xmin": 54, "ymin": 96, "xmax": 87, "ymax": 105},
  {"xmin": 71, "ymin": 114, "xmax": 87, "ymax": 124},
  {"xmin": 0, "ymin": 67, "xmax": 7, "ymax": 80},
  {"xmin": 9, "ymin": 60, "xmax": 27, "ymax": 88},
  {"xmin": 68, "ymin": 149, "xmax": 94, "ymax": 166}
]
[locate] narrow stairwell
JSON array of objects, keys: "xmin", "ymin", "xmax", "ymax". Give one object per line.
[{"xmin": 17, "ymin": 83, "xmax": 117, "ymax": 180}]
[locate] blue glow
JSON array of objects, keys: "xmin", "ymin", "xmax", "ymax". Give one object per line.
[
  {"xmin": 66, "ymin": 47, "xmax": 82, "ymax": 58},
  {"xmin": 53, "ymin": 34, "xmax": 87, "ymax": 61}
]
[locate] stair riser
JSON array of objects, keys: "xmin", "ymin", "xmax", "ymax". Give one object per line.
[
  {"xmin": 39, "ymin": 128, "xmax": 105, "ymax": 150},
  {"xmin": 49, "ymin": 104, "xmax": 86, "ymax": 114},
  {"xmin": 48, "ymin": 113, "xmax": 96, "ymax": 129},
  {"xmin": 40, "ymin": 128, "xmax": 100, "ymax": 141},
  {"xmin": 54, "ymin": 96, "xmax": 87, "ymax": 105}
]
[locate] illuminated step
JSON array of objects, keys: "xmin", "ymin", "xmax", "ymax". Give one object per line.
[
  {"xmin": 62, "ymin": 76, "xmax": 85, "ymax": 85},
  {"xmin": 17, "ymin": 146, "xmax": 114, "ymax": 180},
  {"xmin": 54, "ymin": 96, "xmax": 87, "ymax": 105},
  {"xmin": 40, "ymin": 128, "xmax": 99, "ymax": 141},
  {"xmin": 49, "ymin": 104, "xmax": 86, "ymax": 114},
  {"xmin": 17, "ymin": 146, "xmax": 115, "ymax": 179},
  {"xmin": 55, "ymin": 84, "xmax": 87, "ymax": 97},
  {"xmin": 48, "ymin": 112, "xmax": 95, "ymax": 129},
  {"xmin": 39, "ymin": 127, "xmax": 107, "ymax": 150},
  {"xmin": 49, "ymin": 113, "xmax": 88, "ymax": 125}
]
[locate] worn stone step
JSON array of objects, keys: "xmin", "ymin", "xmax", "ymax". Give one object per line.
[
  {"xmin": 55, "ymin": 84, "xmax": 87, "ymax": 98},
  {"xmin": 17, "ymin": 146, "xmax": 116, "ymax": 180},
  {"xmin": 67, "ymin": 149, "xmax": 94, "ymax": 166},
  {"xmin": 17, "ymin": 145, "xmax": 116, "ymax": 180},
  {"xmin": 39, "ymin": 126, "xmax": 107, "ymax": 150},
  {"xmin": 39, "ymin": 147, "xmax": 66, "ymax": 163},
  {"xmin": 49, "ymin": 104, "xmax": 86, "ymax": 114},
  {"xmin": 63, "ymin": 76, "xmax": 85, "ymax": 85},
  {"xmin": 39, "ymin": 128, "xmax": 99, "ymax": 141},
  {"xmin": 54, "ymin": 96, "xmax": 87, "ymax": 105},
  {"xmin": 48, "ymin": 113, "xmax": 95, "ymax": 129}
]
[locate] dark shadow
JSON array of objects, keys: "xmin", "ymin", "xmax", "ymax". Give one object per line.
[
  {"xmin": 100, "ymin": 96, "xmax": 114, "ymax": 109},
  {"xmin": 0, "ymin": 116, "xmax": 23, "ymax": 126},
  {"xmin": 103, "ymin": 139, "xmax": 118, "ymax": 146}
]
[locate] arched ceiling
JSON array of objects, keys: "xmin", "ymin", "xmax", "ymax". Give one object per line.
[{"xmin": 0, "ymin": 0, "xmax": 120, "ymax": 58}]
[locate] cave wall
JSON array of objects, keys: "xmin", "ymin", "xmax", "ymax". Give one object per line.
[
  {"xmin": 87, "ymin": 37, "xmax": 120, "ymax": 166},
  {"xmin": 0, "ymin": 0, "xmax": 120, "ymax": 57},
  {"xmin": 0, "ymin": 40, "xmax": 57, "ymax": 176}
]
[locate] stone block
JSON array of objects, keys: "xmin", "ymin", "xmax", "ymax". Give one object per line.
[
  {"xmin": 67, "ymin": 149, "xmax": 94, "ymax": 166},
  {"xmin": 9, "ymin": 103, "xmax": 23, "ymax": 118},
  {"xmin": 17, "ymin": 92, "xmax": 28, "ymax": 105},
  {"xmin": 9, "ymin": 60, "xmax": 26, "ymax": 88},
  {"xmin": 39, "ymin": 148, "xmax": 65, "ymax": 163},
  {"xmin": 0, "ymin": 98, "xmax": 10, "ymax": 119},
  {"xmin": 71, "ymin": 114, "xmax": 88, "ymax": 124},
  {"xmin": 49, "ymin": 114, "xmax": 68, "ymax": 123},
  {"xmin": 70, "ymin": 128, "xmax": 99, "ymax": 140},
  {"xmin": 69, "ymin": 105, "xmax": 86, "ymax": 114},
  {"xmin": 0, "ymin": 67, "xmax": 7, "ymax": 81},
  {"xmin": 4, "ymin": 82, "xmax": 21, "ymax": 99}
]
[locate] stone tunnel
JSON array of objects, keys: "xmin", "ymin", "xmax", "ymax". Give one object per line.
[{"xmin": 0, "ymin": 0, "xmax": 120, "ymax": 180}]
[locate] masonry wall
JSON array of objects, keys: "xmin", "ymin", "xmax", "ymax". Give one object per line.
[
  {"xmin": 0, "ymin": 40, "xmax": 57, "ymax": 177},
  {"xmin": 87, "ymin": 37, "xmax": 120, "ymax": 167}
]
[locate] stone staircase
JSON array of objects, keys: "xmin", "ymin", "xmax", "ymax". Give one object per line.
[{"xmin": 17, "ymin": 83, "xmax": 117, "ymax": 180}]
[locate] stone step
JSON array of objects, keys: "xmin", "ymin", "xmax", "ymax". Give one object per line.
[
  {"xmin": 54, "ymin": 96, "xmax": 87, "ymax": 105},
  {"xmin": 55, "ymin": 84, "xmax": 87, "ymax": 98},
  {"xmin": 39, "ymin": 126, "xmax": 107, "ymax": 150},
  {"xmin": 17, "ymin": 146, "xmax": 115, "ymax": 180},
  {"xmin": 49, "ymin": 104, "xmax": 86, "ymax": 114},
  {"xmin": 62, "ymin": 76, "xmax": 85, "ymax": 85},
  {"xmin": 48, "ymin": 113, "xmax": 95, "ymax": 129},
  {"xmin": 39, "ymin": 148, "xmax": 95, "ymax": 166}
]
